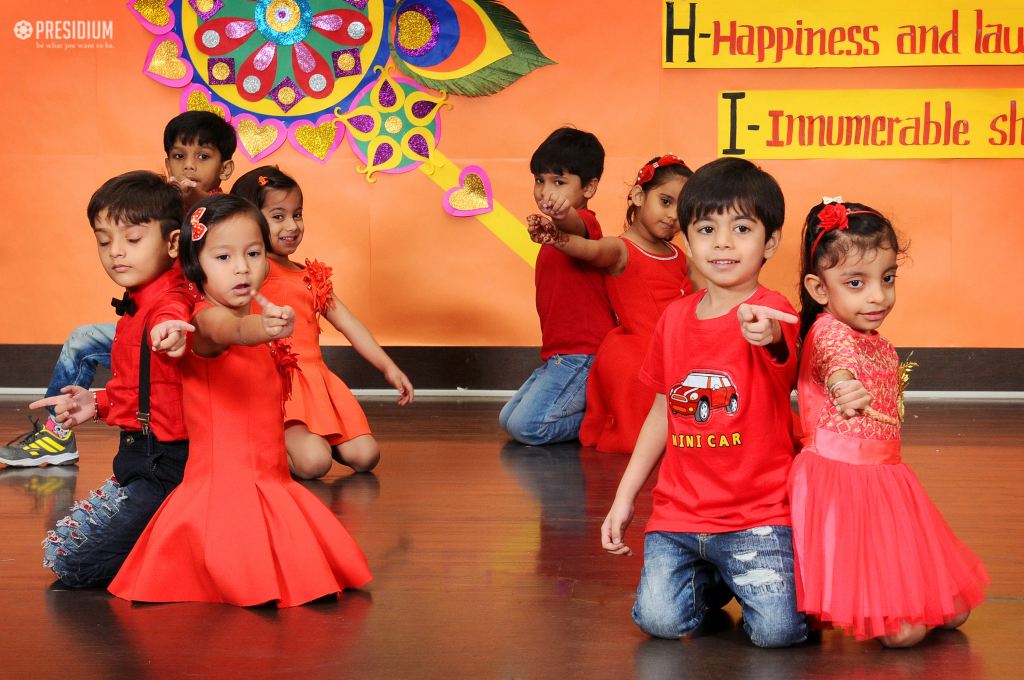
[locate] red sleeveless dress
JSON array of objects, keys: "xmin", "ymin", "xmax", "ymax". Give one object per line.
[
  {"xmin": 579, "ymin": 239, "xmax": 692, "ymax": 454},
  {"xmin": 108, "ymin": 302, "xmax": 373, "ymax": 607},
  {"xmin": 789, "ymin": 314, "xmax": 988, "ymax": 639}
]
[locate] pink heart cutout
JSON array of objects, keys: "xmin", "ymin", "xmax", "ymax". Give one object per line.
[
  {"xmin": 127, "ymin": 0, "xmax": 175, "ymax": 34},
  {"xmin": 443, "ymin": 165, "xmax": 494, "ymax": 217},
  {"xmin": 179, "ymin": 84, "xmax": 232, "ymax": 124},
  {"xmin": 142, "ymin": 33, "xmax": 193, "ymax": 87},
  {"xmin": 233, "ymin": 115, "xmax": 287, "ymax": 163},
  {"xmin": 287, "ymin": 115, "xmax": 346, "ymax": 164}
]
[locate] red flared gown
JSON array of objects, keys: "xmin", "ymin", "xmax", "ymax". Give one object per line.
[
  {"xmin": 109, "ymin": 305, "xmax": 372, "ymax": 607},
  {"xmin": 579, "ymin": 239, "xmax": 692, "ymax": 453},
  {"xmin": 789, "ymin": 314, "xmax": 987, "ymax": 639}
]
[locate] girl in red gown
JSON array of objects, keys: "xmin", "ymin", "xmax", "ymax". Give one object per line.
[
  {"xmin": 790, "ymin": 199, "xmax": 987, "ymax": 645},
  {"xmin": 109, "ymin": 195, "xmax": 372, "ymax": 607},
  {"xmin": 231, "ymin": 167, "xmax": 413, "ymax": 480},
  {"xmin": 528, "ymin": 155, "xmax": 699, "ymax": 453}
]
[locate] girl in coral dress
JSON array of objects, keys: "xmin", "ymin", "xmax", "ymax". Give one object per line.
[
  {"xmin": 528, "ymin": 155, "xmax": 699, "ymax": 453},
  {"xmin": 109, "ymin": 195, "xmax": 372, "ymax": 607},
  {"xmin": 790, "ymin": 198, "xmax": 988, "ymax": 646},
  {"xmin": 232, "ymin": 167, "xmax": 413, "ymax": 480}
]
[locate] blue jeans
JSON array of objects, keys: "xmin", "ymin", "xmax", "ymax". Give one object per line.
[
  {"xmin": 45, "ymin": 323, "xmax": 116, "ymax": 417},
  {"xmin": 633, "ymin": 527, "xmax": 807, "ymax": 648},
  {"xmin": 499, "ymin": 354, "xmax": 594, "ymax": 445},
  {"xmin": 43, "ymin": 431, "xmax": 187, "ymax": 588}
]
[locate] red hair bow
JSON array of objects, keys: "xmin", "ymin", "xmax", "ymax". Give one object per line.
[
  {"xmin": 636, "ymin": 154, "xmax": 688, "ymax": 186},
  {"xmin": 190, "ymin": 207, "xmax": 207, "ymax": 241}
]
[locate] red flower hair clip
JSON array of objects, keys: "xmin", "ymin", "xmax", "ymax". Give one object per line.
[
  {"xmin": 258, "ymin": 176, "xmax": 269, "ymax": 187},
  {"xmin": 190, "ymin": 207, "xmax": 207, "ymax": 241},
  {"xmin": 636, "ymin": 154, "xmax": 689, "ymax": 186},
  {"xmin": 810, "ymin": 196, "xmax": 880, "ymax": 257}
]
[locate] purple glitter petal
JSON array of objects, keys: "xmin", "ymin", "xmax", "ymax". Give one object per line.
[
  {"xmin": 341, "ymin": 0, "xmax": 368, "ymax": 8},
  {"xmin": 348, "ymin": 115, "xmax": 374, "ymax": 133},
  {"xmin": 372, "ymin": 143, "xmax": 394, "ymax": 166},
  {"xmin": 253, "ymin": 42, "xmax": 276, "ymax": 71},
  {"xmin": 410, "ymin": 100, "xmax": 437, "ymax": 120},
  {"xmin": 225, "ymin": 20, "xmax": 256, "ymax": 39},
  {"xmin": 378, "ymin": 80, "xmax": 397, "ymax": 108},
  {"xmin": 332, "ymin": 48, "xmax": 361, "ymax": 78},
  {"xmin": 408, "ymin": 134, "xmax": 429, "ymax": 158},
  {"xmin": 313, "ymin": 14, "xmax": 343, "ymax": 30},
  {"xmin": 396, "ymin": 5, "xmax": 440, "ymax": 58},
  {"xmin": 293, "ymin": 41, "xmax": 316, "ymax": 73}
]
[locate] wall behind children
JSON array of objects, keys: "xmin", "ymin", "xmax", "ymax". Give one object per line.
[{"xmin": 1, "ymin": 1, "xmax": 1022, "ymax": 383}]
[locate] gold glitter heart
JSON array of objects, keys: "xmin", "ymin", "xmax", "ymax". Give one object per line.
[
  {"xmin": 295, "ymin": 122, "xmax": 337, "ymax": 161},
  {"xmin": 147, "ymin": 40, "xmax": 188, "ymax": 80},
  {"xmin": 133, "ymin": 0, "xmax": 170, "ymax": 26},
  {"xmin": 186, "ymin": 91, "xmax": 226, "ymax": 119},
  {"xmin": 238, "ymin": 119, "xmax": 279, "ymax": 157},
  {"xmin": 448, "ymin": 174, "xmax": 488, "ymax": 211}
]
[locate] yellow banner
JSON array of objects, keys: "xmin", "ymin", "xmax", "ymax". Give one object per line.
[
  {"xmin": 663, "ymin": 1, "xmax": 1024, "ymax": 68},
  {"xmin": 717, "ymin": 89, "xmax": 1024, "ymax": 159}
]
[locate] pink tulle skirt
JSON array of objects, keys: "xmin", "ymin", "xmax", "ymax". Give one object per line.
[{"xmin": 789, "ymin": 442, "xmax": 989, "ymax": 641}]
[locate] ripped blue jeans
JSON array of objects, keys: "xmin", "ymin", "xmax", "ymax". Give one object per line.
[
  {"xmin": 44, "ymin": 323, "xmax": 116, "ymax": 417},
  {"xmin": 633, "ymin": 527, "xmax": 807, "ymax": 648},
  {"xmin": 43, "ymin": 431, "xmax": 187, "ymax": 588}
]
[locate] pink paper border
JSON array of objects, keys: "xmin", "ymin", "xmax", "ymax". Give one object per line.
[
  {"xmin": 443, "ymin": 165, "xmax": 494, "ymax": 217},
  {"xmin": 127, "ymin": 0, "xmax": 176, "ymax": 35},
  {"xmin": 179, "ymin": 84, "xmax": 233, "ymax": 123},
  {"xmin": 233, "ymin": 114, "xmax": 287, "ymax": 163},
  {"xmin": 142, "ymin": 33, "xmax": 193, "ymax": 87},
  {"xmin": 345, "ymin": 76, "xmax": 441, "ymax": 175},
  {"xmin": 287, "ymin": 115, "xmax": 346, "ymax": 164}
]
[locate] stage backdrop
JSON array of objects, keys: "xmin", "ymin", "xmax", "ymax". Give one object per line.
[{"xmin": 1, "ymin": 1, "xmax": 1022, "ymax": 389}]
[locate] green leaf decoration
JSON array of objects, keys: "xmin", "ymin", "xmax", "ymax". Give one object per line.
[{"xmin": 390, "ymin": 0, "xmax": 556, "ymax": 97}]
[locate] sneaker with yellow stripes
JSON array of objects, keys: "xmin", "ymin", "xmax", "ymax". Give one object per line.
[{"xmin": 0, "ymin": 418, "xmax": 79, "ymax": 467}]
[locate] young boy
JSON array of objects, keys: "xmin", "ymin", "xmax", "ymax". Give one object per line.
[
  {"xmin": 600, "ymin": 157, "xmax": 807, "ymax": 648},
  {"xmin": 30, "ymin": 171, "xmax": 197, "ymax": 588},
  {"xmin": 499, "ymin": 127, "xmax": 615, "ymax": 445},
  {"xmin": 0, "ymin": 112, "xmax": 235, "ymax": 468}
]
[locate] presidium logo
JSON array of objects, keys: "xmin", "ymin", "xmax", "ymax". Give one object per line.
[
  {"xmin": 13, "ymin": 21, "xmax": 32, "ymax": 39},
  {"xmin": 13, "ymin": 19, "xmax": 113, "ymax": 42}
]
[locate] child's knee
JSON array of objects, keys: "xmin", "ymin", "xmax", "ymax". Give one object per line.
[
  {"xmin": 942, "ymin": 612, "xmax": 970, "ymax": 630},
  {"xmin": 633, "ymin": 594, "xmax": 701, "ymax": 640},
  {"xmin": 744, "ymin": 605, "xmax": 807, "ymax": 648},
  {"xmin": 289, "ymin": 454, "xmax": 333, "ymax": 480},
  {"xmin": 878, "ymin": 623, "xmax": 927, "ymax": 648},
  {"xmin": 343, "ymin": 440, "xmax": 380, "ymax": 473}
]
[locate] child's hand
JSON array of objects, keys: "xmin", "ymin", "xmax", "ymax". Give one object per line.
[
  {"xmin": 601, "ymin": 499, "xmax": 636, "ymax": 556},
  {"xmin": 384, "ymin": 366, "xmax": 415, "ymax": 406},
  {"xmin": 538, "ymin": 192, "xmax": 571, "ymax": 221},
  {"xmin": 167, "ymin": 176, "xmax": 206, "ymax": 208},
  {"xmin": 737, "ymin": 304, "xmax": 799, "ymax": 346},
  {"xmin": 253, "ymin": 292, "xmax": 295, "ymax": 339},
  {"xmin": 150, "ymin": 319, "xmax": 196, "ymax": 358},
  {"xmin": 29, "ymin": 386, "xmax": 94, "ymax": 429},
  {"xmin": 830, "ymin": 379, "xmax": 872, "ymax": 419},
  {"xmin": 527, "ymin": 214, "xmax": 568, "ymax": 247}
]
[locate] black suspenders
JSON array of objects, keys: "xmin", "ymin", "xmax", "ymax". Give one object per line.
[{"xmin": 137, "ymin": 325, "xmax": 152, "ymax": 441}]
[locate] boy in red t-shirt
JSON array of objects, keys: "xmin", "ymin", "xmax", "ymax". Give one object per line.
[
  {"xmin": 600, "ymin": 158, "xmax": 808, "ymax": 648},
  {"xmin": 499, "ymin": 128, "xmax": 615, "ymax": 445}
]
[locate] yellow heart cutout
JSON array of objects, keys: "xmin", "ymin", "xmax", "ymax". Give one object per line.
[
  {"xmin": 186, "ymin": 91, "xmax": 227, "ymax": 120},
  {"xmin": 294, "ymin": 122, "xmax": 337, "ymax": 161},
  {"xmin": 237, "ymin": 119, "xmax": 280, "ymax": 158},
  {"xmin": 147, "ymin": 40, "xmax": 188, "ymax": 80},
  {"xmin": 133, "ymin": 0, "xmax": 171, "ymax": 27},
  {"xmin": 448, "ymin": 174, "xmax": 488, "ymax": 211}
]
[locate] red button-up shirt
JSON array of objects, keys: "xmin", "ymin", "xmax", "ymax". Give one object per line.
[{"xmin": 95, "ymin": 264, "xmax": 199, "ymax": 441}]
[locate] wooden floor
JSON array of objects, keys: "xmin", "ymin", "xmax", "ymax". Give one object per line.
[{"xmin": 1, "ymin": 396, "xmax": 1022, "ymax": 679}]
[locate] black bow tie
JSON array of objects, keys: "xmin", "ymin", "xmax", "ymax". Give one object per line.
[{"xmin": 111, "ymin": 292, "xmax": 137, "ymax": 317}]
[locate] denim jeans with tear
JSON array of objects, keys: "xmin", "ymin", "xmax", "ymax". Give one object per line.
[{"xmin": 499, "ymin": 354, "xmax": 594, "ymax": 445}]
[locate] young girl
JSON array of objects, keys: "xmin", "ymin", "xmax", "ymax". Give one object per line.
[
  {"xmin": 231, "ymin": 167, "xmax": 413, "ymax": 480},
  {"xmin": 790, "ymin": 198, "xmax": 988, "ymax": 646},
  {"xmin": 109, "ymin": 195, "xmax": 372, "ymax": 607},
  {"xmin": 528, "ymin": 155, "xmax": 700, "ymax": 454}
]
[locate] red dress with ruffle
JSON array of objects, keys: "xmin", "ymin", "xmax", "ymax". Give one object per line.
[
  {"xmin": 258, "ymin": 259, "xmax": 371, "ymax": 445},
  {"xmin": 789, "ymin": 314, "xmax": 988, "ymax": 639},
  {"xmin": 108, "ymin": 302, "xmax": 372, "ymax": 607},
  {"xmin": 579, "ymin": 240, "xmax": 692, "ymax": 454}
]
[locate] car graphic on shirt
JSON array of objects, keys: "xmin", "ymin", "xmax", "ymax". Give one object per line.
[{"xmin": 668, "ymin": 371, "xmax": 738, "ymax": 422}]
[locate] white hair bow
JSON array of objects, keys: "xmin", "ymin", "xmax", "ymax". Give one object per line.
[{"xmin": 822, "ymin": 196, "xmax": 843, "ymax": 204}]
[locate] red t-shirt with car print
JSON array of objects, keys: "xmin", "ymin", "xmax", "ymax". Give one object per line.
[{"xmin": 639, "ymin": 286, "xmax": 799, "ymax": 534}]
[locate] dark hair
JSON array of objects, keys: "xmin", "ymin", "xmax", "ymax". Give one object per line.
[
  {"xmin": 798, "ymin": 201, "xmax": 909, "ymax": 340},
  {"xmin": 626, "ymin": 157, "xmax": 693, "ymax": 226},
  {"xmin": 230, "ymin": 165, "xmax": 301, "ymax": 211},
  {"xmin": 677, "ymin": 157, "xmax": 785, "ymax": 242},
  {"xmin": 87, "ymin": 170, "xmax": 185, "ymax": 238},
  {"xmin": 179, "ymin": 194, "xmax": 272, "ymax": 292},
  {"xmin": 163, "ymin": 111, "xmax": 237, "ymax": 161},
  {"xmin": 529, "ymin": 126, "xmax": 605, "ymax": 185}
]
